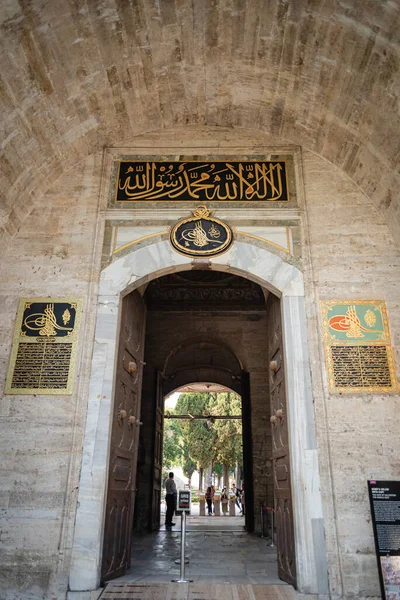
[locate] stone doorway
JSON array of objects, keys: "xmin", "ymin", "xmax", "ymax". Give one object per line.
[
  {"xmin": 101, "ymin": 271, "xmax": 296, "ymax": 586},
  {"xmin": 69, "ymin": 239, "xmax": 327, "ymax": 597}
]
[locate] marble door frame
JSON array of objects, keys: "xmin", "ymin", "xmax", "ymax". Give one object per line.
[{"xmin": 68, "ymin": 239, "xmax": 329, "ymax": 598}]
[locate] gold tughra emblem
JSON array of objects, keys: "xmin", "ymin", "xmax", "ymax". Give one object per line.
[
  {"xmin": 23, "ymin": 303, "xmax": 74, "ymax": 337},
  {"xmin": 170, "ymin": 206, "xmax": 233, "ymax": 257}
]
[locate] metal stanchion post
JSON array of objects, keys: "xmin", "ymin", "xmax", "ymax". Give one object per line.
[
  {"xmin": 269, "ymin": 508, "xmax": 275, "ymax": 547},
  {"xmin": 172, "ymin": 511, "xmax": 193, "ymax": 583},
  {"xmin": 260, "ymin": 505, "xmax": 264, "ymax": 538}
]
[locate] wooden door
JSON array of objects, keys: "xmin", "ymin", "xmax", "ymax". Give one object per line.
[
  {"xmin": 267, "ymin": 295, "xmax": 297, "ymax": 587},
  {"xmin": 151, "ymin": 372, "xmax": 164, "ymax": 530},
  {"xmin": 241, "ymin": 371, "xmax": 254, "ymax": 532},
  {"xmin": 101, "ymin": 291, "xmax": 146, "ymax": 582}
]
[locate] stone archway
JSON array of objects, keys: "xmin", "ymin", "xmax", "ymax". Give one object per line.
[
  {"xmin": 68, "ymin": 240, "xmax": 328, "ymax": 596},
  {"xmin": 162, "ymin": 336, "xmax": 243, "ymax": 396}
]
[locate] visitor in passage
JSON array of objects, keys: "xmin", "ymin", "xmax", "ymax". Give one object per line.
[
  {"xmin": 241, "ymin": 484, "xmax": 245, "ymax": 516},
  {"xmin": 233, "ymin": 484, "xmax": 242, "ymax": 513},
  {"xmin": 205, "ymin": 485, "xmax": 214, "ymax": 515},
  {"xmin": 221, "ymin": 487, "xmax": 229, "ymax": 515},
  {"xmin": 165, "ymin": 471, "xmax": 177, "ymax": 527}
]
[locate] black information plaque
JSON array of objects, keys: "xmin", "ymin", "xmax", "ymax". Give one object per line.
[
  {"xmin": 368, "ymin": 480, "xmax": 400, "ymax": 599},
  {"xmin": 116, "ymin": 160, "xmax": 289, "ymax": 203},
  {"xmin": 5, "ymin": 298, "xmax": 83, "ymax": 395},
  {"xmin": 331, "ymin": 346, "xmax": 393, "ymax": 389}
]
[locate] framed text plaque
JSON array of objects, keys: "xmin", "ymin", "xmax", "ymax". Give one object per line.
[
  {"xmin": 321, "ymin": 300, "xmax": 398, "ymax": 393},
  {"xmin": 115, "ymin": 160, "xmax": 289, "ymax": 203},
  {"xmin": 368, "ymin": 481, "xmax": 400, "ymax": 599},
  {"xmin": 5, "ymin": 298, "xmax": 83, "ymax": 395}
]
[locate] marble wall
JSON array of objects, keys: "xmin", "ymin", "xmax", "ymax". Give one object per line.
[{"xmin": 0, "ymin": 127, "xmax": 399, "ymax": 600}]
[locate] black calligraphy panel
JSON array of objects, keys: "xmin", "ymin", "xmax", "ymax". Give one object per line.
[
  {"xmin": 12, "ymin": 343, "xmax": 72, "ymax": 389},
  {"xmin": 5, "ymin": 298, "xmax": 82, "ymax": 395},
  {"xmin": 171, "ymin": 217, "xmax": 232, "ymax": 257},
  {"xmin": 331, "ymin": 346, "xmax": 392, "ymax": 388},
  {"xmin": 21, "ymin": 301, "xmax": 77, "ymax": 337},
  {"xmin": 116, "ymin": 161, "xmax": 288, "ymax": 203}
]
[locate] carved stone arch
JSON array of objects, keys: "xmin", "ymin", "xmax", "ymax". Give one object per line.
[
  {"xmin": 70, "ymin": 239, "xmax": 328, "ymax": 596},
  {"xmin": 162, "ymin": 336, "xmax": 243, "ymax": 395}
]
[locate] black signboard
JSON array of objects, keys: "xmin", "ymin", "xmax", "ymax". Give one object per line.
[
  {"xmin": 368, "ymin": 480, "xmax": 400, "ymax": 599},
  {"xmin": 178, "ymin": 490, "xmax": 191, "ymax": 512},
  {"xmin": 116, "ymin": 161, "xmax": 289, "ymax": 202}
]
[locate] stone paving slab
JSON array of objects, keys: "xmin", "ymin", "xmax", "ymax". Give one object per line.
[
  {"xmin": 100, "ymin": 583, "xmax": 304, "ymax": 600},
  {"xmin": 114, "ymin": 529, "xmax": 280, "ymax": 586}
]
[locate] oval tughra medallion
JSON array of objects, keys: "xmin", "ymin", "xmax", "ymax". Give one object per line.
[{"xmin": 170, "ymin": 206, "xmax": 233, "ymax": 257}]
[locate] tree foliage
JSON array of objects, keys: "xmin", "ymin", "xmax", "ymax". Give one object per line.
[
  {"xmin": 172, "ymin": 391, "xmax": 243, "ymax": 476},
  {"xmin": 175, "ymin": 393, "xmax": 216, "ymax": 470},
  {"xmin": 211, "ymin": 392, "xmax": 242, "ymax": 467},
  {"xmin": 163, "ymin": 418, "xmax": 183, "ymax": 469},
  {"xmin": 182, "ymin": 446, "xmax": 196, "ymax": 482}
]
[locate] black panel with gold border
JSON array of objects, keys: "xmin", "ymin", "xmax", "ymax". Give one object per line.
[
  {"xmin": 5, "ymin": 298, "xmax": 83, "ymax": 395},
  {"xmin": 116, "ymin": 160, "xmax": 289, "ymax": 203}
]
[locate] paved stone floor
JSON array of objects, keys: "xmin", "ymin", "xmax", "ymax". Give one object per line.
[
  {"xmin": 100, "ymin": 583, "xmax": 300, "ymax": 600},
  {"xmin": 113, "ymin": 515, "xmax": 281, "ymax": 585}
]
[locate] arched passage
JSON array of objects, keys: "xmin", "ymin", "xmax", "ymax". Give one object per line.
[
  {"xmin": 69, "ymin": 239, "xmax": 328, "ymax": 595},
  {"xmin": 162, "ymin": 337, "xmax": 243, "ymax": 396},
  {"xmin": 134, "ymin": 321, "xmax": 255, "ymax": 537}
]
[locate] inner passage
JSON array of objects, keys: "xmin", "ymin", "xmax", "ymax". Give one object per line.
[
  {"xmin": 163, "ymin": 387, "xmax": 244, "ymax": 524},
  {"xmin": 113, "ymin": 270, "xmax": 287, "ymax": 585},
  {"xmin": 116, "ymin": 389, "xmax": 281, "ymax": 585}
]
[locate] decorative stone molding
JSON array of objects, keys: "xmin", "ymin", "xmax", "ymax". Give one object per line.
[{"xmin": 69, "ymin": 238, "xmax": 328, "ymax": 596}]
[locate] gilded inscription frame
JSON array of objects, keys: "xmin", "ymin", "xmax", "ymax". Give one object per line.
[
  {"xmin": 114, "ymin": 159, "xmax": 290, "ymax": 204},
  {"xmin": 5, "ymin": 297, "xmax": 83, "ymax": 395},
  {"xmin": 321, "ymin": 300, "xmax": 398, "ymax": 394}
]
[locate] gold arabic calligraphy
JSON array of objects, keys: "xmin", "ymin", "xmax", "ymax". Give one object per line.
[
  {"xmin": 23, "ymin": 303, "xmax": 73, "ymax": 337},
  {"xmin": 117, "ymin": 161, "xmax": 287, "ymax": 202},
  {"xmin": 328, "ymin": 306, "xmax": 381, "ymax": 339},
  {"xmin": 181, "ymin": 220, "xmax": 224, "ymax": 248}
]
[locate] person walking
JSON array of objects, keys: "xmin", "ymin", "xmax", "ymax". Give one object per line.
[
  {"xmin": 221, "ymin": 487, "xmax": 229, "ymax": 515},
  {"xmin": 241, "ymin": 484, "xmax": 245, "ymax": 517},
  {"xmin": 233, "ymin": 484, "xmax": 242, "ymax": 512},
  {"xmin": 165, "ymin": 471, "xmax": 177, "ymax": 527},
  {"xmin": 205, "ymin": 485, "xmax": 214, "ymax": 515}
]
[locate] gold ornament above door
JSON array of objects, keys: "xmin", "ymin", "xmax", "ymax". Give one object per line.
[{"xmin": 170, "ymin": 206, "xmax": 233, "ymax": 257}]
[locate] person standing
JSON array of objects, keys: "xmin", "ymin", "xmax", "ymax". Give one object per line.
[
  {"xmin": 165, "ymin": 472, "xmax": 177, "ymax": 526},
  {"xmin": 205, "ymin": 485, "xmax": 214, "ymax": 515},
  {"xmin": 221, "ymin": 487, "xmax": 229, "ymax": 515}
]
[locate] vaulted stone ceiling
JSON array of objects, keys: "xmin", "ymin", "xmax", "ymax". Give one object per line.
[{"xmin": 1, "ymin": 0, "xmax": 400, "ymax": 248}]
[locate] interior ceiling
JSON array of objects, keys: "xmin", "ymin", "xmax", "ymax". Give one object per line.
[
  {"xmin": 1, "ymin": 0, "xmax": 400, "ymax": 247},
  {"xmin": 144, "ymin": 271, "xmax": 267, "ymax": 311},
  {"xmin": 168, "ymin": 383, "xmax": 231, "ymax": 394}
]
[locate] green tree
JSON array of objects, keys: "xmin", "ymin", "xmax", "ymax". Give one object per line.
[
  {"xmin": 213, "ymin": 462, "xmax": 223, "ymax": 487},
  {"xmin": 172, "ymin": 392, "xmax": 243, "ymax": 490},
  {"xmin": 182, "ymin": 446, "xmax": 196, "ymax": 487},
  {"xmin": 176, "ymin": 392, "xmax": 217, "ymax": 489},
  {"xmin": 211, "ymin": 392, "xmax": 242, "ymax": 487},
  {"xmin": 163, "ymin": 417, "xmax": 183, "ymax": 470}
]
